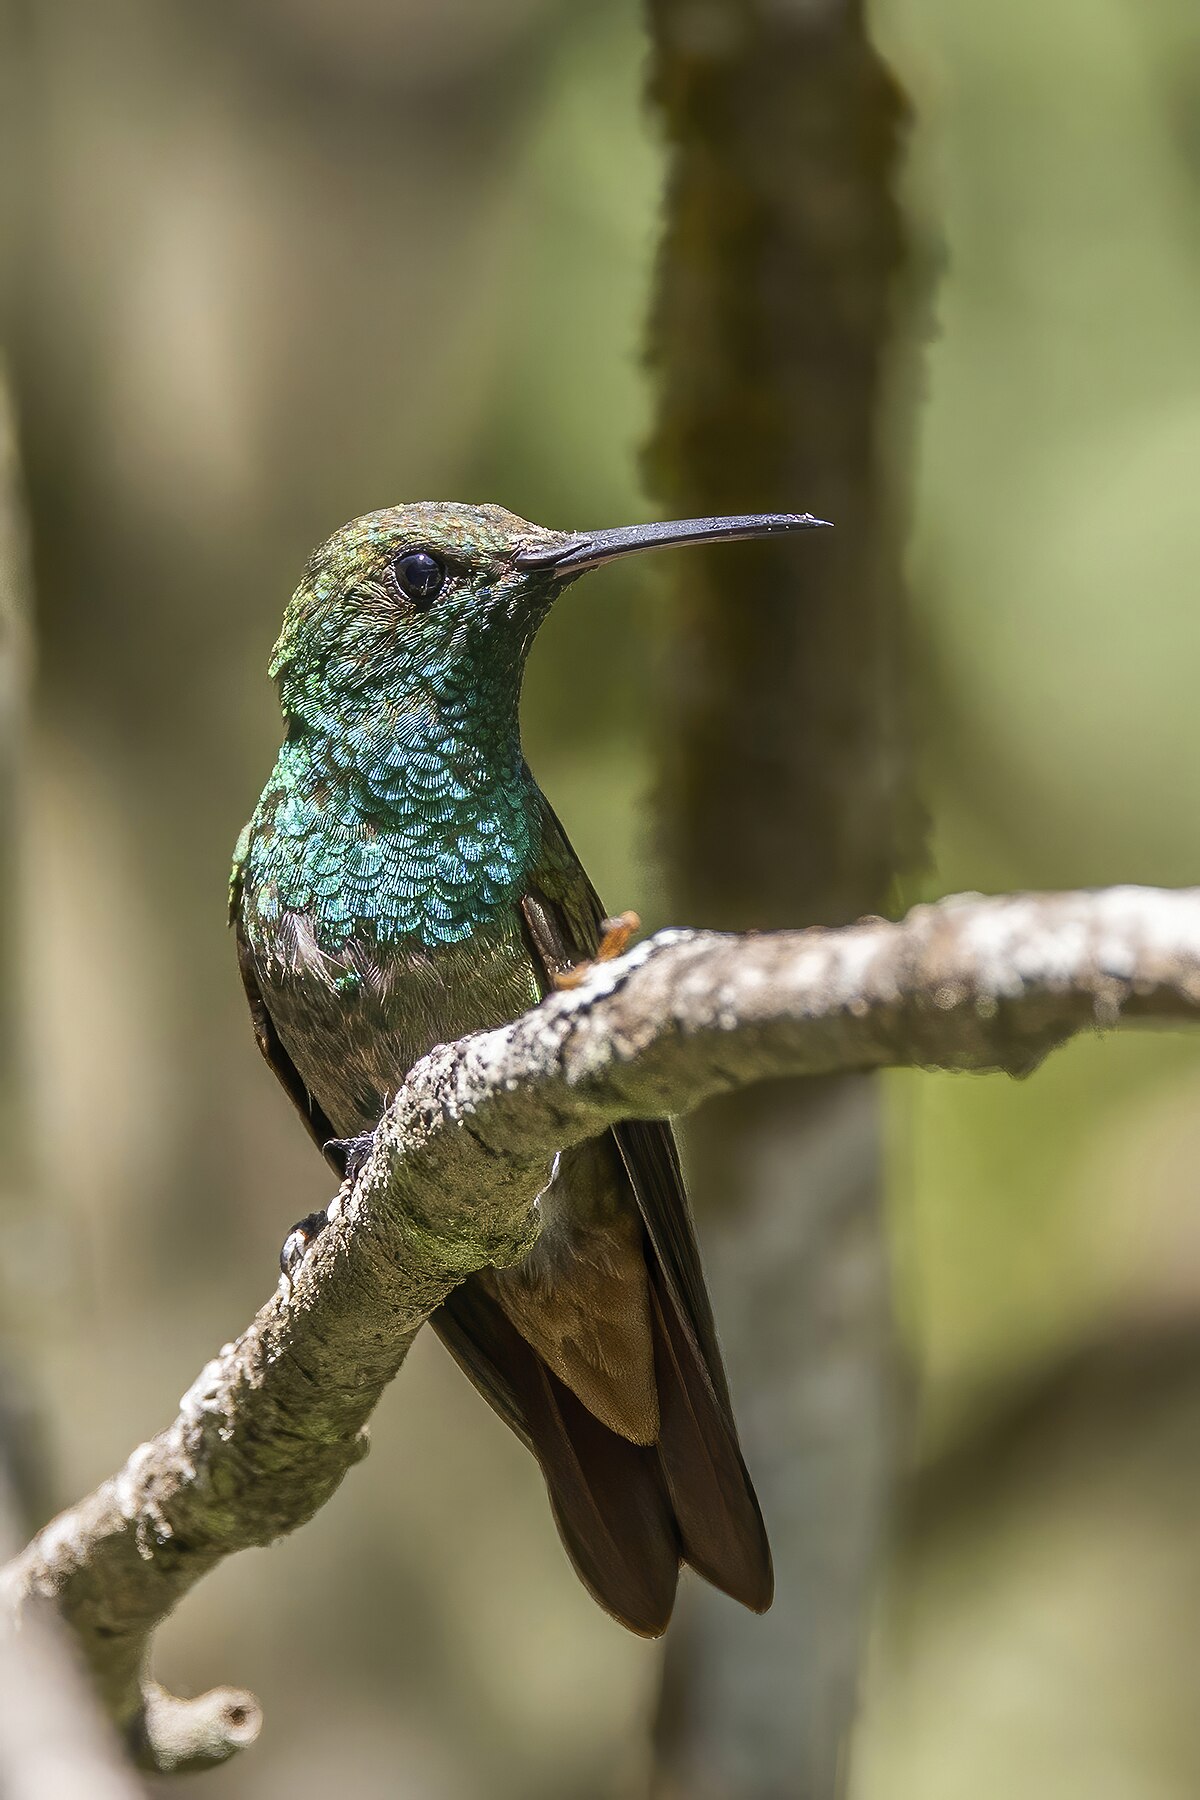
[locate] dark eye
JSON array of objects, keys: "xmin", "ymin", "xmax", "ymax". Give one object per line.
[{"xmin": 393, "ymin": 549, "xmax": 446, "ymax": 607}]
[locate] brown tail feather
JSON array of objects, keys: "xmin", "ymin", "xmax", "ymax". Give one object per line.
[
  {"xmin": 434, "ymin": 1280, "xmax": 680, "ymax": 1637},
  {"xmin": 432, "ymin": 1112, "xmax": 773, "ymax": 1630},
  {"xmin": 648, "ymin": 1263, "xmax": 774, "ymax": 1613},
  {"xmin": 529, "ymin": 1371, "xmax": 680, "ymax": 1637}
]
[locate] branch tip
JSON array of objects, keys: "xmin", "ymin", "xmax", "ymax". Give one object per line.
[{"xmin": 134, "ymin": 1682, "xmax": 263, "ymax": 1773}]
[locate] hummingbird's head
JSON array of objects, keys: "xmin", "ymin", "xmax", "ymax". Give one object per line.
[
  {"xmin": 270, "ymin": 500, "xmax": 831, "ymax": 733},
  {"xmin": 270, "ymin": 502, "xmax": 565, "ymax": 730}
]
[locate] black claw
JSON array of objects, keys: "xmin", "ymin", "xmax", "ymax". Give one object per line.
[
  {"xmin": 279, "ymin": 1209, "xmax": 329, "ymax": 1280},
  {"xmin": 325, "ymin": 1132, "xmax": 376, "ymax": 1184}
]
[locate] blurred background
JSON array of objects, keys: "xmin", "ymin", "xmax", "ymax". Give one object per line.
[{"xmin": 3, "ymin": 0, "xmax": 1200, "ymax": 1796}]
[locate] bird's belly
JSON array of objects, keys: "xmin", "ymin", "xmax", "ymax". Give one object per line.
[{"xmin": 257, "ymin": 917, "xmax": 543, "ymax": 1141}]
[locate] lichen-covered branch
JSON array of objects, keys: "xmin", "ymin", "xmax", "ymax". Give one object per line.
[{"xmin": 4, "ymin": 885, "xmax": 1200, "ymax": 1772}]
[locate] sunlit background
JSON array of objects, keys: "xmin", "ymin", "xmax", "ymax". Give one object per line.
[{"xmin": 4, "ymin": 1, "xmax": 1200, "ymax": 1795}]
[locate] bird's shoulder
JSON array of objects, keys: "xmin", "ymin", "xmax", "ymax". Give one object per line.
[{"xmin": 522, "ymin": 793, "xmax": 606, "ymax": 968}]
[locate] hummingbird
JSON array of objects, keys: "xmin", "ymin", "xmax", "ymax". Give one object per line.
[{"xmin": 231, "ymin": 502, "xmax": 829, "ymax": 1635}]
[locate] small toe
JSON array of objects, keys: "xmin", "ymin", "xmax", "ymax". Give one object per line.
[{"xmin": 279, "ymin": 1209, "xmax": 329, "ymax": 1280}]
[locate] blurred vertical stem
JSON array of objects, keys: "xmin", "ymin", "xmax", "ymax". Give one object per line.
[
  {"xmin": 0, "ymin": 364, "xmax": 29, "ymax": 1174},
  {"xmin": 644, "ymin": 4, "xmax": 918, "ymax": 1796},
  {"xmin": 0, "ymin": 369, "xmax": 141, "ymax": 1800},
  {"xmin": 0, "ymin": 365, "xmax": 46, "ymax": 1528}
]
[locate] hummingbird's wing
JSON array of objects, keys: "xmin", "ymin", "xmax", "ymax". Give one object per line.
[
  {"xmin": 236, "ymin": 872, "xmax": 684, "ymax": 1634},
  {"xmin": 235, "ymin": 919, "xmax": 339, "ymax": 1157},
  {"xmin": 436, "ymin": 804, "xmax": 772, "ymax": 1626}
]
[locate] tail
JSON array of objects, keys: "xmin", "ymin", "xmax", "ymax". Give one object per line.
[{"xmin": 431, "ymin": 1121, "xmax": 771, "ymax": 1635}]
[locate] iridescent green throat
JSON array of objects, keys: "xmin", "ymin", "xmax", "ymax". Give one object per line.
[{"xmin": 239, "ymin": 649, "xmax": 541, "ymax": 954}]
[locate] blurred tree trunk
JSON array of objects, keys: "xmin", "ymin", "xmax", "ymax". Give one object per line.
[
  {"xmin": 0, "ymin": 374, "xmax": 138, "ymax": 1800},
  {"xmin": 0, "ymin": 366, "xmax": 45, "ymax": 1526},
  {"xmin": 644, "ymin": 4, "xmax": 919, "ymax": 1795},
  {"xmin": 0, "ymin": 366, "xmax": 29, "ymax": 1184}
]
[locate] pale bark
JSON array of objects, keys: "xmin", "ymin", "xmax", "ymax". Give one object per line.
[{"xmin": 0, "ymin": 1468, "xmax": 147, "ymax": 1800}]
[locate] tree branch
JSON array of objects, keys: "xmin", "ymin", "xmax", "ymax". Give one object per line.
[{"xmin": 4, "ymin": 884, "xmax": 1199, "ymax": 1771}]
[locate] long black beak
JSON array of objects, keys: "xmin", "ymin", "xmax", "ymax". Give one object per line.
[{"xmin": 514, "ymin": 511, "xmax": 832, "ymax": 578}]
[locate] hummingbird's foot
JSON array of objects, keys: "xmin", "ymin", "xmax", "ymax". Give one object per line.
[
  {"xmin": 325, "ymin": 1132, "xmax": 377, "ymax": 1184},
  {"xmin": 279, "ymin": 1209, "xmax": 329, "ymax": 1282},
  {"xmin": 553, "ymin": 911, "xmax": 642, "ymax": 990}
]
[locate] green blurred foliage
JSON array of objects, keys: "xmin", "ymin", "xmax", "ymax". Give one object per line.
[
  {"xmin": 5, "ymin": 0, "xmax": 1200, "ymax": 1794},
  {"xmin": 861, "ymin": 0, "xmax": 1200, "ymax": 1792},
  {"xmin": 878, "ymin": 0, "xmax": 1200, "ymax": 1411}
]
